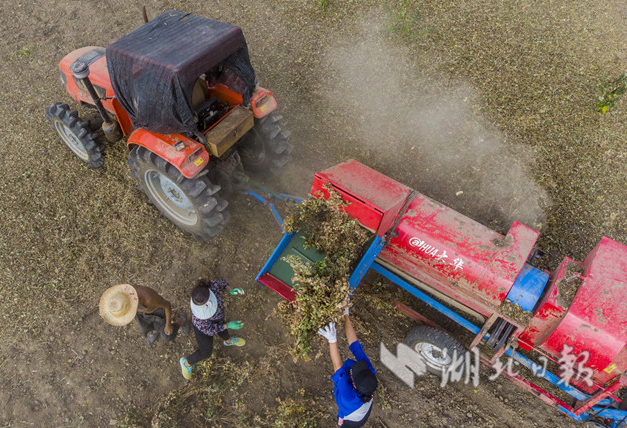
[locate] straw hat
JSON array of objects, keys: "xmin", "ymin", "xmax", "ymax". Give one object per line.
[{"xmin": 99, "ymin": 284, "xmax": 139, "ymax": 326}]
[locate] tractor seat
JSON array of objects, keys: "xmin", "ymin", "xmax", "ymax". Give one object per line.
[{"xmin": 191, "ymin": 78, "xmax": 209, "ymax": 110}]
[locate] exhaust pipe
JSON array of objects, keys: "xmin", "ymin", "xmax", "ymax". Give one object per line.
[{"xmin": 69, "ymin": 60, "xmax": 122, "ymax": 142}]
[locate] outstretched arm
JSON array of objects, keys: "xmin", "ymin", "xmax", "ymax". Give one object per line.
[
  {"xmin": 319, "ymin": 322, "xmax": 343, "ymax": 372},
  {"xmin": 162, "ymin": 300, "xmax": 173, "ymax": 335},
  {"xmin": 329, "ymin": 341, "xmax": 343, "ymax": 372},
  {"xmin": 344, "ymin": 314, "xmax": 358, "ymax": 346}
]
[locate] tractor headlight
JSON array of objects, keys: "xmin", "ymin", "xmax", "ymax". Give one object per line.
[
  {"xmin": 59, "ymin": 68, "xmax": 67, "ymax": 87},
  {"xmin": 251, "ymin": 89, "xmax": 277, "ymax": 118},
  {"xmin": 255, "ymin": 94, "xmax": 268, "ymax": 109},
  {"xmin": 186, "ymin": 148, "xmax": 205, "ymax": 167}
]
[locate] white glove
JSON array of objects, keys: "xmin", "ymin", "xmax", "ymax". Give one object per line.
[
  {"xmin": 317, "ymin": 322, "xmax": 337, "ymax": 343},
  {"xmin": 343, "ymin": 307, "xmax": 350, "ymax": 316}
]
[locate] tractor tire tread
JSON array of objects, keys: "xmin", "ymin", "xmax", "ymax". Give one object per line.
[
  {"xmin": 46, "ymin": 102, "xmax": 104, "ymax": 169},
  {"xmin": 127, "ymin": 146, "xmax": 229, "ymax": 241},
  {"xmin": 239, "ymin": 112, "xmax": 293, "ymax": 178},
  {"xmin": 215, "ymin": 198, "xmax": 229, "ymax": 212}
]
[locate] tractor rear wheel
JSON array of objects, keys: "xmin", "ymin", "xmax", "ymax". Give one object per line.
[
  {"xmin": 46, "ymin": 102, "xmax": 104, "ymax": 168},
  {"xmin": 404, "ymin": 325, "xmax": 466, "ymax": 376},
  {"xmin": 239, "ymin": 112, "xmax": 293, "ymax": 178},
  {"xmin": 128, "ymin": 147, "xmax": 229, "ymax": 240}
]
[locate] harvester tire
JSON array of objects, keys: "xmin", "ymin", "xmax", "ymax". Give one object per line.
[
  {"xmin": 404, "ymin": 325, "xmax": 467, "ymax": 376},
  {"xmin": 127, "ymin": 146, "xmax": 230, "ymax": 240},
  {"xmin": 46, "ymin": 102, "xmax": 104, "ymax": 168},
  {"xmin": 583, "ymin": 422, "xmax": 612, "ymax": 428},
  {"xmin": 239, "ymin": 112, "xmax": 293, "ymax": 178}
]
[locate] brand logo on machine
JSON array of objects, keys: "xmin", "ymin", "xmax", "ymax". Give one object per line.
[
  {"xmin": 408, "ymin": 237, "xmax": 464, "ymax": 271},
  {"xmin": 409, "ymin": 237, "xmax": 439, "ymax": 255},
  {"xmin": 408, "ymin": 237, "xmax": 421, "ymax": 247}
]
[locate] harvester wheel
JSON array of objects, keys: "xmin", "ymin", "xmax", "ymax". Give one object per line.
[
  {"xmin": 46, "ymin": 102, "xmax": 104, "ymax": 168},
  {"xmin": 583, "ymin": 422, "xmax": 611, "ymax": 428},
  {"xmin": 238, "ymin": 112, "xmax": 293, "ymax": 178},
  {"xmin": 127, "ymin": 147, "xmax": 230, "ymax": 240},
  {"xmin": 404, "ymin": 325, "xmax": 466, "ymax": 376}
]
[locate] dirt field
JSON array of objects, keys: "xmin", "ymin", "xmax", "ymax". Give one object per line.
[{"xmin": 1, "ymin": 0, "xmax": 626, "ymax": 427}]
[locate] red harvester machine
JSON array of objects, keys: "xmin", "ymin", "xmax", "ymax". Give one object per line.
[{"xmin": 257, "ymin": 159, "xmax": 627, "ymax": 428}]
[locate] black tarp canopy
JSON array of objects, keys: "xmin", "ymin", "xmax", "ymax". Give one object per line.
[{"xmin": 106, "ymin": 10, "xmax": 255, "ymax": 135}]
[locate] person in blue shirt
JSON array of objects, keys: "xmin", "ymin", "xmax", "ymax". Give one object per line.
[{"xmin": 318, "ymin": 309, "xmax": 378, "ymax": 427}]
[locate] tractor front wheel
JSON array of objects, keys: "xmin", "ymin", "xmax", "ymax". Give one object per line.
[
  {"xmin": 46, "ymin": 103, "xmax": 104, "ymax": 168},
  {"xmin": 404, "ymin": 325, "xmax": 466, "ymax": 376},
  {"xmin": 128, "ymin": 147, "xmax": 230, "ymax": 240},
  {"xmin": 238, "ymin": 112, "xmax": 293, "ymax": 178}
]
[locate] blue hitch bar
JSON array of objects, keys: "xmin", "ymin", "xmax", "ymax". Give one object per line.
[{"xmin": 245, "ymin": 184, "xmax": 303, "ymax": 228}]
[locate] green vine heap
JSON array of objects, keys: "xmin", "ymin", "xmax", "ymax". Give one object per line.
[{"xmin": 278, "ymin": 185, "xmax": 373, "ymax": 360}]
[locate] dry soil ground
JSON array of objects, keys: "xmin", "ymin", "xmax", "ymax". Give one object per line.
[{"xmin": 1, "ymin": 0, "xmax": 626, "ymax": 427}]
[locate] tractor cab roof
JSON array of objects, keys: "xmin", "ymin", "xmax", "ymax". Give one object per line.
[{"xmin": 106, "ymin": 10, "xmax": 255, "ymax": 136}]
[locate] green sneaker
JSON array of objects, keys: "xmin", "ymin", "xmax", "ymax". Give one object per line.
[
  {"xmin": 180, "ymin": 357, "xmax": 193, "ymax": 380},
  {"xmin": 224, "ymin": 337, "xmax": 246, "ymax": 347}
]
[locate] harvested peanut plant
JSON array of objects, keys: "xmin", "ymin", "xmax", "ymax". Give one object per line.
[{"xmin": 278, "ymin": 185, "xmax": 373, "ymax": 360}]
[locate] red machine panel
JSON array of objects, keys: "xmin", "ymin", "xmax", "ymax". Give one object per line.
[
  {"xmin": 536, "ymin": 237, "xmax": 627, "ymax": 385},
  {"xmin": 518, "ymin": 257, "xmax": 579, "ymax": 350},
  {"xmin": 379, "ymin": 194, "xmax": 539, "ymax": 316},
  {"xmin": 311, "ymin": 160, "xmax": 412, "ymax": 235}
]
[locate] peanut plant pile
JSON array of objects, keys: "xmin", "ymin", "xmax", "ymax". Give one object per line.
[{"xmin": 279, "ymin": 188, "xmax": 372, "ymax": 359}]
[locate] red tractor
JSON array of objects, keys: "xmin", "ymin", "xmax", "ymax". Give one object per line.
[{"xmin": 46, "ymin": 10, "xmax": 292, "ymax": 240}]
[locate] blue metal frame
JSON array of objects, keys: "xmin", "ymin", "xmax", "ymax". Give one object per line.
[
  {"xmin": 255, "ymin": 231, "xmax": 295, "ymax": 282},
  {"xmin": 588, "ymin": 408, "xmax": 627, "ymax": 426},
  {"xmin": 246, "ymin": 189, "xmax": 304, "ymax": 228},
  {"xmin": 371, "ymin": 262, "xmax": 481, "ymax": 334},
  {"xmin": 348, "ymin": 236, "xmax": 385, "ymax": 291}
]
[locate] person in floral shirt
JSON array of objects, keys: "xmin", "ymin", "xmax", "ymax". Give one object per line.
[{"xmin": 180, "ymin": 278, "xmax": 245, "ymax": 379}]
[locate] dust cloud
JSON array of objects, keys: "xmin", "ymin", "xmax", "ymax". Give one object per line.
[{"xmin": 319, "ymin": 14, "xmax": 550, "ymax": 231}]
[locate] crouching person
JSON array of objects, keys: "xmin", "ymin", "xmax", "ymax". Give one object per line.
[{"xmin": 99, "ymin": 283, "xmax": 188, "ymax": 347}]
